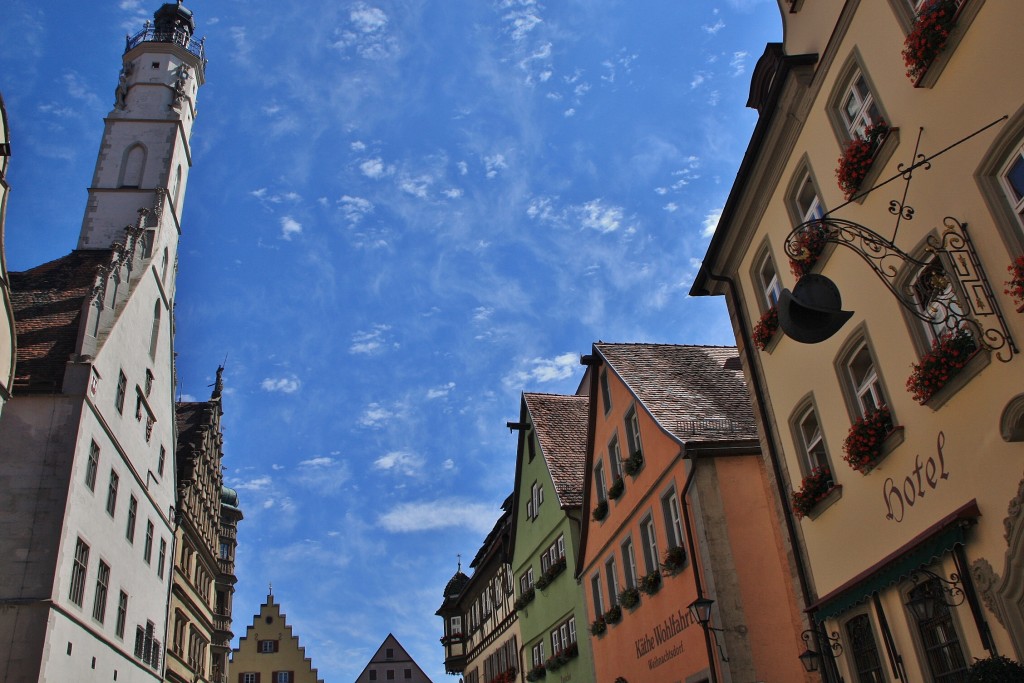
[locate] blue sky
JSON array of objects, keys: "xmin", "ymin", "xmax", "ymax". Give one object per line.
[{"xmin": 1, "ymin": 1, "xmax": 779, "ymax": 680}]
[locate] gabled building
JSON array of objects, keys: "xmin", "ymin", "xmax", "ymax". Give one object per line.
[
  {"xmin": 0, "ymin": 91, "xmax": 13, "ymax": 416},
  {"xmin": 576, "ymin": 343, "xmax": 811, "ymax": 683},
  {"xmin": 508, "ymin": 392, "xmax": 593, "ymax": 682},
  {"xmin": 693, "ymin": 1, "xmax": 1024, "ymax": 680},
  {"xmin": 166, "ymin": 368, "xmax": 235, "ymax": 683},
  {"xmin": 0, "ymin": 3, "xmax": 207, "ymax": 680},
  {"xmin": 436, "ymin": 496, "xmax": 520, "ymax": 683},
  {"xmin": 354, "ymin": 633, "xmax": 434, "ymax": 683},
  {"xmin": 230, "ymin": 592, "xmax": 325, "ymax": 683}
]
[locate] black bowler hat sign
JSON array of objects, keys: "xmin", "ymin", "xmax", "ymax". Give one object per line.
[{"xmin": 778, "ymin": 273, "xmax": 854, "ymax": 344}]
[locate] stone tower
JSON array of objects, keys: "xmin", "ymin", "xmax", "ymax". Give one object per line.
[{"xmin": 0, "ymin": 4, "xmax": 207, "ymax": 681}]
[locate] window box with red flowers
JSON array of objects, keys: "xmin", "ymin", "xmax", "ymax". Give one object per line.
[
  {"xmin": 514, "ymin": 587, "xmax": 535, "ymax": 611},
  {"xmin": 526, "ymin": 664, "xmax": 547, "ymax": 681},
  {"xmin": 590, "ymin": 616, "xmax": 607, "ymax": 637},
  {"xmin": 592, "ymin": 499, "xmax": 608, "ymax": 521},
  {"xmin": 618, "ymin": 587, "xmax": 641, "ymax": 610},
  {"xmin": 789, "ymin": 221, "xmax": 831, "ymax": 278},
  {"xmin": 753, "ymin": 306, "xmax": 780, "ymax": 351},
  {"xmin": 903, "ymin": 0, "xmax": 964, "ymax": 85},
  {"xmin": 486, "ymin": 669, "xmax": 518, "ymax": 683},
  {"xmin": 842, "ymin": 406, "xmax": 904, "ymax": 474},
  {"xmin": 1006, "ymin": 255, "xmax": 1024, "ymax": 312},
  {"xmin": 660, "ymin": 545, "xmax": 687, "ymax": 575},
  {"xmin": 537, "ymin": 556, "xmax": 566, "ymax": 591},
  {"xmin": 791, "ymin": 466, "xmax": 838, "ymax": 519},
  {"xmin": 836, "ymin": 121, "xmax": 890, "ymax": 200},
  {"xmin": 906, "ymin": 328, "xmax": 980, "ymax": 405},
  {"xmin": 439, "ymin": 632, "xmax": 465, "ymax": 646},
  {"xmin": 608, "ymin": 477, "xmax": 625, "ymax": 500},
  {"xmin": 604, "ymin": 604, "xmax": 623, "ymax": 625},
  {"xmin": 622, "ymin": 450, "xmax": 644, "ymax": 477},
  {"xmin": 638, "ymin": 570, "xmax": 662, "ymax": 596}
]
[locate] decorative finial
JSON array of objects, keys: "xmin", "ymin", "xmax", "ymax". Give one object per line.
[
  {"xmin": 457, "ymin": 553, "xmax": 461, "ymax": 572},
  {"xmin": 269, "ymin": 581, "xmax": 273, "ymax": 596}
]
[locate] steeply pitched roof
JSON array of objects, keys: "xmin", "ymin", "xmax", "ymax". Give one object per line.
[
  {"xmin": 595, "ymin": 343, "xmax": 757, "ymax": 443},
  {"xmin": 176, "ymin": 400, "xmax": 212, "ymax": 447},
  {"xmin": 10, "ymin": 250, "xmax": 110, "ymax": 392},
  {"xmin": 524, "ymin": 393, "xmax": 589, "ymax": 508}
]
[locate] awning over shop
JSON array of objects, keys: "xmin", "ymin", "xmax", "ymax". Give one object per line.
[{"xmin": 810, "ymin": 500, "xmax": 981, "ymax": 622}]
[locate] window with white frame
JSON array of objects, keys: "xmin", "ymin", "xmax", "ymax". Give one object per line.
[
  {"xmin": 590, "ymin": 573, "xmax": 604, "ymax": 616},
  {"xmin": 793, "ymin": 168, "xmax": 825, "ymax": 223},
  {"xmin": 70, "ymin": 538, "xmax": 90, "ymax": 606},
  {"xmin": 844, "ymin": 340, "xmax": 887, "ymax": 416},
  {"xmin": 531, "ymin": 641, "xmax": 544, "ymax": 668},
  {"xmin": 621, "ymin": 537, "xmax": 638, "ymax": 589},
  {"xmin": 242, "ymin": 674, "xmax": 257, "ymax": 683},
  {"xmin": 794, "ymin": 402, "xmax": 832, "ymax": 477},
  {"xmin": 260, "ymin": 639, "xmax": 278, "ymax": 653},
  {"xmin": 92, "ymin": 560, "xmax": 110, "ymax": 623},
  {"xmin": 661, "ymin": 488, "xmax": 684, "ymax": 549},
  {"xmin": 608, "ymin": 434, "xmax": 623, "ymax": 482},
  {"xmin": 839, "ymin": 69, "xmax": 882, "ymax": 140},
  {"xmin": 640, "ymin": 515, "xmax": 659, "ymax": 574},
  {"xmin": 605, "ymin": 557, "xmax": 619, "ymax": 607},
  {"xmin": 756, "ymin": 249, "xmax": 782, "ymax": 310},
  {"xmin": 1000, "ymin": 142, "xmax": 1024, "ymax": 228},
  {"xmin": 625, "ymin": 407, "xmax": 643, "ymax": 458},
  {"xmin": 594, "ymin": 462, "xmax": 607, "ymax": 503}
]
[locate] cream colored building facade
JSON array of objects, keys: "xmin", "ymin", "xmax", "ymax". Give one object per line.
[
  {"xmin": 230, "ymin": 593, "xmax": 324, "ymax": 683},
  {"xmin": 693, "ymin": 1, "xmax": 1024, "ymax": 681}
]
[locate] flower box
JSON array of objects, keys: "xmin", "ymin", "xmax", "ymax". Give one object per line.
[
  {"xmin": 836, "ymin": 121, "xmax": 889, "ymax": 200},
  {"xmin": 791, "ymin": 466, "xmax": 836, "ymax": 519},
  {"xmin": 789, "ymin": 221, "xmax": 830, "ymax": 278},
  {"xmin": 439, "ymin": 632, "xmax": 465, "ymax": 646},
  {"xmin": 592, "ymin": 499, "xmax": 608, "ymax": 521},
  {"xmin": 535, "ymin": 573, "xmax": 550, "ymax": 590},
  {"xmin": 842, "ymin": 406, "xmax": 896, "ymax": 474},
  {"xmin": 753, "ymin": 306, "xmax": 780, "ymax": 351},
  {"xmin": 526, "ymin": 664, "xmax": 547, "ymax": 681},
  {"xmin": 618, "ymin": 587, "xmax": 641, "ymax": 609},
  {"xmin": 906, "ymin": 329, "xmax": 979, "ymax": 405},
  {"xmin": 639, "ymin": 570, "xmax": 662, "ymax": 596},
  {"xmin": 608, "ymin": 477, "xmax": 625, "ymax": 500},
  {"xmin": 538, "ymin": 556, "xmax": 566, "ymax": 591},
  {"xmin": 623, "ymin": 450, "xmax": 644, "ymax": 477},
  {"xmin": 604, "ymin": 604, "xmax": 622, "ymax": 624},
  {"xmin": 1006, "ymin": 255, "xmax": 1024, "ymax": 309},
  {"xmin": 660, "ymin": 545, "xmax": 687, "ymax": 575},
  {"xmin": 590, "ymin": 617, "xmax": 607, "ymax": 636},
  {"xmin": 514, "ymin": 587, "xmax": 535, "ymax": 611},
  {"xmin": 486, "ymin": 669, "xmax": 518, "ymax": 683},
  {"xmin": 903, "ymin": 0, "xmax": 962, "ymax": 83}
]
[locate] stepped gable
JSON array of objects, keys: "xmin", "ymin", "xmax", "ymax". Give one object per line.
[
  {"xmin": 523, "ymin": 392, "xmax": 589, "ymax": 508},
  {"xmin": 595, "ymin": 342, "xmax": 758, "ymax": 443},
  {"xmin": 10, "ymin": 250, "xmax": 110, "ymax": 392}
]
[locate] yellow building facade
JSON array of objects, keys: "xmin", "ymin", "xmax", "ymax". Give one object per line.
[
  {"xmin": 693, "ymin": 1, "xmax": 1024, "ymax": 680},
  {"xmin": 230, "ymin": 593, "xmax": 325, "ymax": 683}
]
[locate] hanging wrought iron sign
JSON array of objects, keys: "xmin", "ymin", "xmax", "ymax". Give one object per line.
[{"xmin": 781, "ymin": 116, "xmax": 1017, "ymax": 362}]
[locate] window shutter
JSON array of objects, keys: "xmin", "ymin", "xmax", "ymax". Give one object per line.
[
  {"xmin": 238, "ymin": 675, "xmax": 243, "ymax": 683},
  {"xmin": 256, "ymin": 674, "xmax": 261, "ymax": 683},
  {"xmin": 288, "ymin": 672, "xmax": 295, "ymax": 682},
  {"xmin": 274, "ymin": 640, "xmax": 280, "ymax": 652}
]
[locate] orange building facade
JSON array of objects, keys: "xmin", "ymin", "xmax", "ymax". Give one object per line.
[{"xmin": 576, "ymin": 343, "xmax": 812, "ymax": 683}]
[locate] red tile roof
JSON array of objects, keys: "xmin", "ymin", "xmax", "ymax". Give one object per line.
[
  {"xmin": 524, "ymin": 392, "xmax": 589, "ymax": 508},
  {"xmin": 595, "ymin": 343, "xmax": 757, "ymax": 443},
  {"xmin": 10, "ymin": 250, "xmax": 110, "ymax": 393}
]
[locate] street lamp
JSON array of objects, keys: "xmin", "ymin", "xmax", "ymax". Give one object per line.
[{"xmin": 688, "ymin": 596, "xmax": 715, "ymax": 626}]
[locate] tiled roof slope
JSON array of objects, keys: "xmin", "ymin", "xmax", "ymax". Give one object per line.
[
  {"xmin": 10, "ymin": 250, "xmax": 110, "ymax": 392},
  {"xmin": 524, "ymin": 393, "xmax": 589, "ymax": 508},
  {"xmin": 176, "ymin": 400, "xmax": 212, "ymax": 448},
  {"xmin": 596, "ymin": 343, "xmax": 757, "ymax": 443}
]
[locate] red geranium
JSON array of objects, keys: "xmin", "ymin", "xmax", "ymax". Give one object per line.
[
  {"xmin": 1005, "ymin": 255, "xmax": 1024, "ymax": 307},
  {"xmin": 753, "ymin": 306, "xmax": 780, "ymax": 351},
  {"xmin": 789, "ymin": 221, "xmax": 830, "ymax": 278},
  {"xmin": 836, "ymin": 121, "xmax": 889, "ymax": 200},
  {"xmin": 791, "ymin": 466, "xmax": 835, "ymax": 519},
  {"xmin": 905, "ymin": 328, "xmax": 978, "ymax": 404},
  {"xmin": 902, "ymin": 0, "xmax": 961, "ymax": 82},
  {"xmin": 842, "ymin": 406, "xmax": 894, "ymax": 473}
]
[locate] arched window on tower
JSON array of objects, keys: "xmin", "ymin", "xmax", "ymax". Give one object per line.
[
  {"xmin": 150, "ymin": 301, "xmax": 161, "ymax": 359},
  {"xmin": 120, "ymin": 144, "xmax": 146, "ymax": 188}
]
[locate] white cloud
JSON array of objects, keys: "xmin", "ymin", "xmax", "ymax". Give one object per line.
[
  {"xmin": 359, "ymin": 402, "xmax": 395, "ymax": 427},
  {"xmin": 360, "ymin": 158, "xmax": 391, "ymax": 179},
  {"xmin": 426, "ymin": 382, "xmax": 455, "ymax": 400},
  {"xmin": 576, "ymin": 199, "xmax": 625, "ymax": 234},
  {"xmin": 702, "ymin": 19, "xmax": 725, "ymax": 35},
  {"xmin": 261, "ymin": 376, "xmax": 301, "ymax": 393},
  {"xmin": 730, "ymin": 51, "xmax": 749, "ymax": 77},
  {"xmin": 702, "ymin": 208, "xmax": 723, "ymax": 238},
  {"xmin": 457, "ymin": 161, "xmax": 468, "ymax": 175},
  {"xmin": 564, "ymin": 108, "xmax": 576, "ymax": 118},
  {"xmin": 442, "ymin": 459, "xmax": 455, "ymax": 470},
  {"xmin": 400, "ymin": 176, "xmax": 431, "ymax": 198},
  {"xmin": 350, "ymin": 324, "xmax": 392, "ymax": 355},
  {"xmin": 350, "ymin": 5, "xmax": 388, "ymax": 33},
  {"xmin": 293, "ymin": 456, "xmax": 351, "ymax": 494},
  {"xmin": 331, "ymin": 4, "xmax": 398, "ymax": 60},
  {"xmin": 504, "ymin": 352, "xmax": 579, "ymax": 389},
  {"xmin": 442, "ymin": 188, "xmax": 463, "ymax": 199},
  {"xmin": 350, "ymin": 141, "xmax": 367, "ymax": 151},
  {"xmin": 339, "ymin": 195, "xmax": 374, "ymax": 224},
  {"xmin": 664, "ymin": 202, "xmax": 679, "ymax": 213},
  {"xmin": 484, "ymin": 154, "xmax": 508, "ymax": 179},
  {"xmin": 378, "ymin": 499, "xmax": 499, "ymax": 533},
  {"xmin": 233, "ymin": 475, "xmax": 273, "ymax": 491},
  {"xmin": 280, "ymin": 216, "xmax": 302, "ymax": 240},
  {"xmin": 373, "ymin": 450, "xmax": 425, "ymax": 476}
]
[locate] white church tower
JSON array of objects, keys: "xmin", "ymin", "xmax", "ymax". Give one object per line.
[{"xmin": 0, "ymin": 4, "xmax": 206, "ymax": 681}]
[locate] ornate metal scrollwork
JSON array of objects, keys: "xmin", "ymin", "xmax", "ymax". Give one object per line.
[{"xmin": 785, "ymin": 216, "xmax": 1017, "ymax": 362}]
